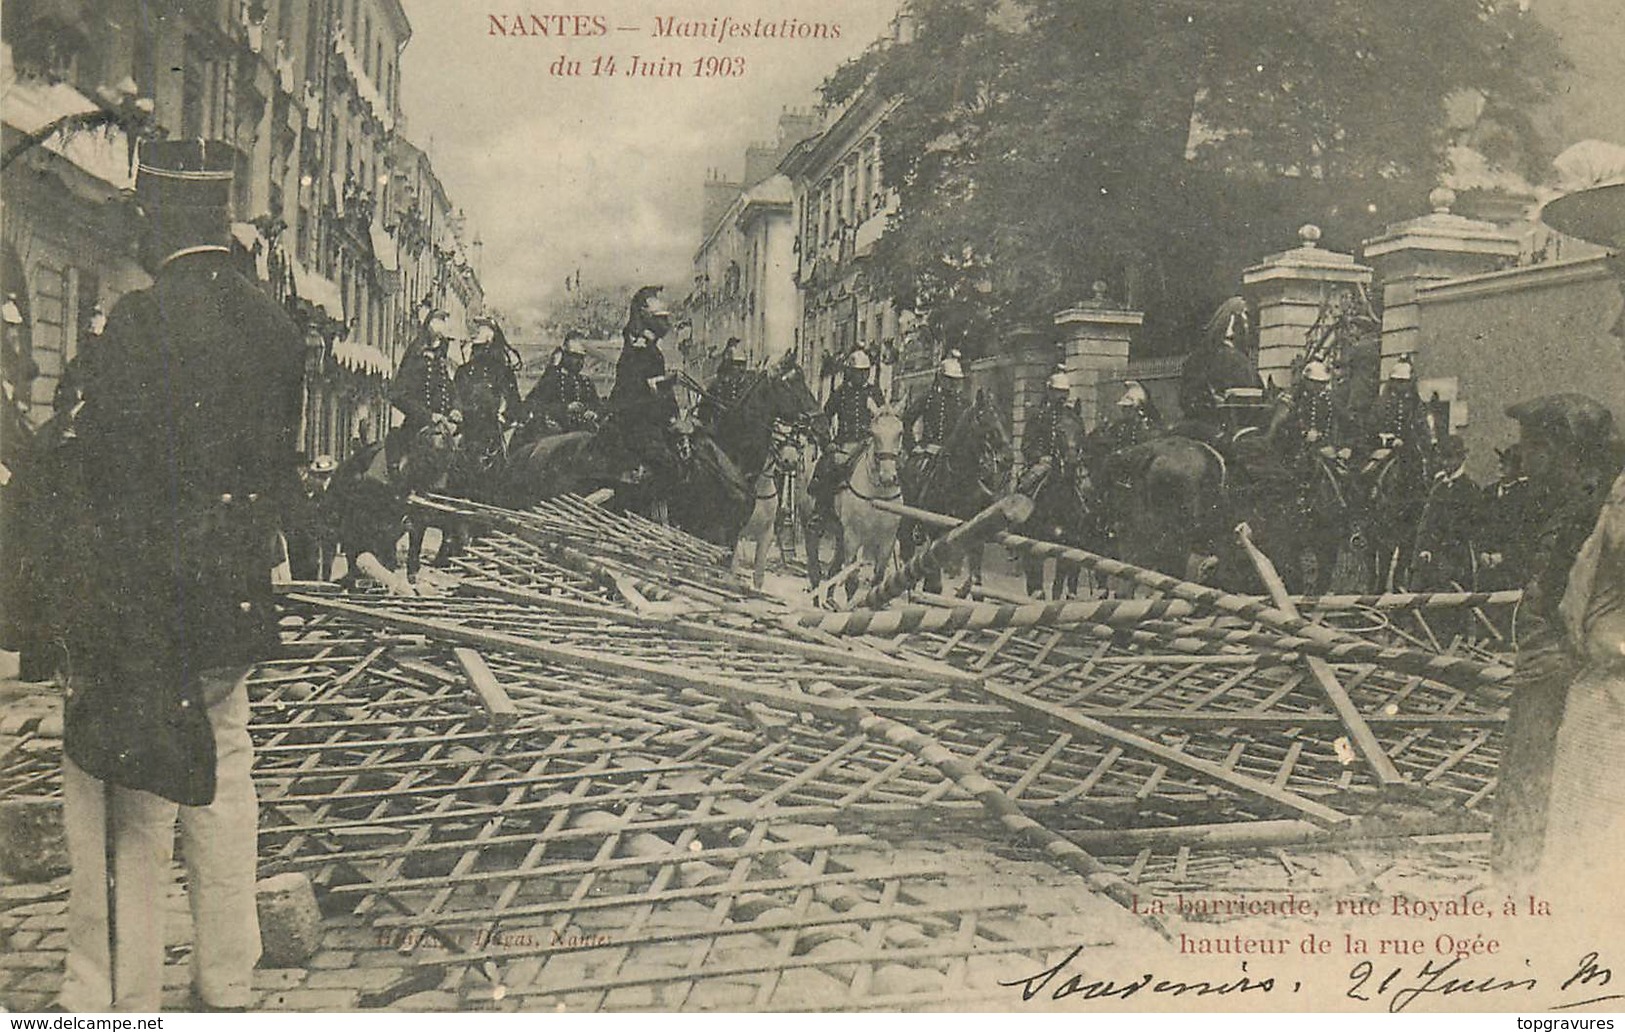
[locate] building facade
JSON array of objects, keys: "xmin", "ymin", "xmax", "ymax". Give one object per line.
[
  {"xmin": 688, "ymin": 111, "xmax": 816, "ymax": 380},
  {"xmin": 1, "ymin": 0, "xmax": 482, "ymax": 465},
  {"xmin": 781, "ymin": 89, "xmax": 905, "ymax": 400}
]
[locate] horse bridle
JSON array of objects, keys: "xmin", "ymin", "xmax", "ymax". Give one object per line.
[{"xmin": 845, "ymin": 439, "xmax": 902, "ymax": 503}]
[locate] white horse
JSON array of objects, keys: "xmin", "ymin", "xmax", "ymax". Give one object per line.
[
  {"xmin": 734, "ymin": 420, "xmax": 804, "ymax": 589},
  {"xmin": 833, "ymin": 409, "xmax": 904, "ymax": 603}
]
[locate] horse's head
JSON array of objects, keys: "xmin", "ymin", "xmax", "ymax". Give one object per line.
[
  {"xmin": 766, "ymin": 353, "xmax": 827, "ymax": 439},
  {"xmin": 958, "ymin": 395, "xmax": 1013, "ymax": 494},
  {"xmin": 869, "ymin": 408, "xmax": 905, "ymax": 489},
  {"xmin": 769, "ymin": 417, "xmax": 802, "ymax": 470},
  {"xmin": 668, "ymin": 412, "xmax": 699, "ymax": 464}
]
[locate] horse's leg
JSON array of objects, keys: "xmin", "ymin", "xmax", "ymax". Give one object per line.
[
  {"xmin": 752, "ymin": 494, "xmax": 776, "ymax": 590},
  {"xmin": 405, "ymin": 519, "xmax": 425, "ymax": 581}
]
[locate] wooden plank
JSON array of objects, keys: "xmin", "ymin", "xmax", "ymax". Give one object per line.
[{"xmin": 452, "ymin": 647, "xmax": 520, "ymax": 729}]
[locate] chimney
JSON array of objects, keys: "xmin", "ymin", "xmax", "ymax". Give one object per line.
[
  {"xmin": 702, "ymin": 168, "xmax": 741, "ymax": 237},
  {"xmin": 742, "ymin": 142, "xmax": 779, "ymax": 189},
  {"xmin": 776, "ymin": 107, "xmax": 820, "ymax": 158}
]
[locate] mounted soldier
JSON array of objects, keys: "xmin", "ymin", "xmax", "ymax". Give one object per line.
[
  {"xmin": 901, "ymin": 349, "xmax": 967, "ymax": 470},
  {"xmin": 1024, "ymin": 367, "xmax": 1080, "ymax": 472},
  {"xmin": 1178, "ymin": 296, "xmax": 1265, "ymax": 446},
  {"xmin": 1104, "ymin": 379, "xmax": 1161, "ymax": 453},
  {"xmin": 523, "ymin": 331, "xmax": 601, "ymax": 436},
  {"xmin": 608, "ymin": 285, "xmax": 679, "ymax": 440},
  {"xmin": 697, "ymin": 337, "xmax": 750, "ymax": 434},
  {"xmin": 808, "ymin": 348, "xmax": 886, "ymax": 523},
  {"xmin": 453, "ymin": 316, "xmax": 521, "ymax": 477},
  {"xmin": 389, "ymin": 309, "xmax": 459, "ymax": 473},
  {"xmin": 1372, "ymin": 358, "xmax": 1431, "ymax": 464}
]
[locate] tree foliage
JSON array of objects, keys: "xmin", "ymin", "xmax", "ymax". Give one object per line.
[{"xmin": 824, "ymin": 0, "xmax": 1565, "ymax": 355}]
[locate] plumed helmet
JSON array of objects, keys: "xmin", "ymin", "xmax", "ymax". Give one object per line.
[
  {"xmin": 1, "ymin": 295, "xmax": 22, "ymax": 325},
  {"xmin": 1388, "ymin": 359, "xmax": 1414, "ymax": 381},
  {"xmin": 562, "ymin": 335, "xmax": 587, "ymax": 357},
  {"xmin": 1117, "ymin": 381, "xmax": 1148, "ymax": 406},
  {"xmin": 1047, "ymin": 369, "xmax": 1071, "ymax": 391},
  {"xmin": 847, "ymin": 349, "xmax": 872, "ymax": 371},
  {"xmin": 310, "ymin": 455, "xmax": 338, "ymax": 476},
  {"xmin": 939, "ymin": 353, "xmax": 965, "ymax": 379},
  {"xmin": 1303, "ymin": 360, "xmax": 1332, "ymax": 383}
]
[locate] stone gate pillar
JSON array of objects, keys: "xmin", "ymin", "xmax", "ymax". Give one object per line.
[
  {"xmin": 1361, "ymin": 187, "xmax": 1520, "ymax": 376},
  {"xmin": 1243, "ymin": 225, "xmax": 1373, "ymax": 388},
  {"xmin": 1055, "ymin": 282, "xmax": 1142, "ymax": 429}
]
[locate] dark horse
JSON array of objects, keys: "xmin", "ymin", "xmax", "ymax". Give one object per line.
[
  {"xmin": 899, "ymin": 392, "xmax": 1013, "ymax": 595},
  {"xmin": 321, "ymin": 420, "xmax": 461, "ymax": 590},
  {"xmin": 1018, "ymin": 405, "xmax": 1100, "ymax": 599}
]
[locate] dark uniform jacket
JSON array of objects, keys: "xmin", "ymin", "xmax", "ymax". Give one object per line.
[
  {"xmin": 1377, "ymin": 384, "xmax": 1429, "ymax": 447},
  {"xmin": 64, "ymin": 251, "xmax": 303, "ymax": 805},
  {"xmin": 1023, "ymin": 399, "xmax": 1077, "ymax": 467},
  {"xmin": 1293, "ymin": 385, "xmax": 1338, "ymax": 449},
  {"xmin": 454, "ymin": 342, "xmax": 521, "ymax": 428},
  {"xmin": 698, "ymin": 367, "xmax": 750, "ymax": 431},
  {"xmin": 1105, "ymin": 406, "xmax": 1160, "ymax": 453},
  {"xmin": 392, "ymin": 341, "xmax": 455, "ymax": 432},
  {"xmin": 609, "ymin": 338, "xmax": 678, "ymax": 431},
  {"xmin": 825, "ymin": 377, "xmax": 886, "ymax": 445},
  {"xmin": 526, "ymin": 365, "xmax": 601, "ymax": 431},
  {"xmin": 1479, "ymin": 475, "xmax": 1542, "ymax": 587},
  {"xmin": 902, "ymin": 380, "xmax": 964, "ymax": 451}
]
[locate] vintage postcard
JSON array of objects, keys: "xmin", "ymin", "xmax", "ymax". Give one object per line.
[{"xmin": 2, "ymin": 0, "xmax": 1624, "ymax": 1017}]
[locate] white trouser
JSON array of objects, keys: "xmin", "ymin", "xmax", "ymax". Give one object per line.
[{"xmin": 61, "ymin": 667, "xmax": 261, "ymax": 1011}]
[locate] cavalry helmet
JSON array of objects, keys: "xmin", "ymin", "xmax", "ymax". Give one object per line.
[
  {"xmin": 1303, "ymin": 360, "xmax": 1332, "ymax": 383},
  {"xmin": 847, "ymin": 349, "xmax": 872, "ymax": 371},
  {"xmin": 562, "ymin": 335, "xmax": 587, "ymax": 357},
  {"xmin": 310, "ymin": 455, "xmax": 338, "ymax": 476},
  {"xmin": 1117, "ymin": 381, "xmax": 1148, "ymax": 407},
  {"xmin": 1047, "ymin": 369, "xmax": 1071, "ymax": 392},
  {"xmin": 1388, "ymin": 359, "xmax": 1414, "ymax": 381},
  {"xmin": 939, "ymin": 353, "xmax": 965, "ymax": 379}
]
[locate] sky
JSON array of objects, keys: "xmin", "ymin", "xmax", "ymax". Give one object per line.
[{"xmin": 396, "ymin": 0, "xmax": 899, "ymax": 329}]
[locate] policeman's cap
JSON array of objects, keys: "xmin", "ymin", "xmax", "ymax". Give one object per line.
[
  {"xmin": 1506, "ymin": 393, "xmax": 1616, "ymax": 456},
  {"xmin": 137, "ymin": 139, "xmax": 237, "ymax": 213}
]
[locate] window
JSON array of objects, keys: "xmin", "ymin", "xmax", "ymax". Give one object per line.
[{"xmin": 27, "ymin": 264, "xmax": 68, "ymax": 417}]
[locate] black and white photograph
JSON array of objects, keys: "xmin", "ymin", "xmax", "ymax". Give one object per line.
[{"xmin": 1, "ymin": 0, "xmax": 1623, "ymax": 1016}]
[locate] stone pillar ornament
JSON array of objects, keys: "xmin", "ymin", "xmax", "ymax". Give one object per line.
[
  {"xmin": 1362, "ymin": 187, "xmax": 1520, "ymax": 373},
  {"xmin": 1054, "ymin": 283, "xmax": 1142, "ymax": 427},
  {"xmin": 1243, "ymin": 224, "xmax": 1373, "ymax": 387}
]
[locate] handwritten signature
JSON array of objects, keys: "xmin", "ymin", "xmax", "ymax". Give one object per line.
[{"xmin": 1002, "ymin": 946, "xmax": 1620, "ymax": 1012}]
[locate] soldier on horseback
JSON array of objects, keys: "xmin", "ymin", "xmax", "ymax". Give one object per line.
[
  {"xmin": 389, "ymin": 309, "xmax": 458, "ymax": 472},
  {"xmin": 607, "ymin": 285, "xmax": 681, "ymax": 485},
  {"xmin": 808, "ymin": 349, "xmax": 886, "ymax": 522},
  {"xmin": 1024, "ymin": 367, "xmax": 1078, "ymax": 471},
  {"xmin": 453, "ymin": 316, "xmax": 522, "ymax": 475},
  {"xmin": 1178, "ymin": 296, "xmax": 1266, "ymax": 446},
  {"xmin": 1104, "ymin": 380, "xmax": 1162, "ymax": 452},
  {"xmin": 524, "ymin": 331, "xmax": 601, "ymax": 434},
  {"xmin": 697, "ymin": 337, "xmax": 749, "ymax": 433},
  {"xmin": 1372, "ymin": 358, "xmax": 1431, "ymax": 461},
  {"xmin": 901, "ymin": 350, "xmax": 967, "ymax": 468}
]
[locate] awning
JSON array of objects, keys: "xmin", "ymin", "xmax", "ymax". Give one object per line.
[
  {"xmin": 289, "ymin": 259, "xmax": 345, "ymax": 322},
  {"xmin": 332, "ymin": 334, "xmax": 391, "ymax": 377},
  {"xmin": 370, "ymin": 220, "xmax": 398, "ymax": 272},
  {"xmin": 1, "ymin": 57, "xmax": 136, "ymax": 191}
]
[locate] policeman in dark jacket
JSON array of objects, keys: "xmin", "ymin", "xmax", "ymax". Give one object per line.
[
  {"xmin": 1179, "ymin": 296, "xmax": 1263, "ymax": 439},
  {"xmin": 1376, "ymin": 359, "xmax": 1429, "ymax": 451},
  {"xmin": 809, "ymin": 349, "xmax": 886, "ymax": 518},
  {"xmin": 524, "ymin": 332, "xmax": 601, "ymax": 434},
  {"xmin": 58, "ymin": 140, "xmax": 304, "ymax": 1011},
  {"xmin": 1479, "ymin": 443, "xmax": 1542, "ymax": 590}
]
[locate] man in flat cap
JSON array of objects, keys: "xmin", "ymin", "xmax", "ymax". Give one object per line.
[
  {"xmin": 1492, "ymin": 392, "xmax": 1620, "ymax": 884},
  {"xmin": 51, "ymin": 140, "xmax": 303, "ymax": 1010}
]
